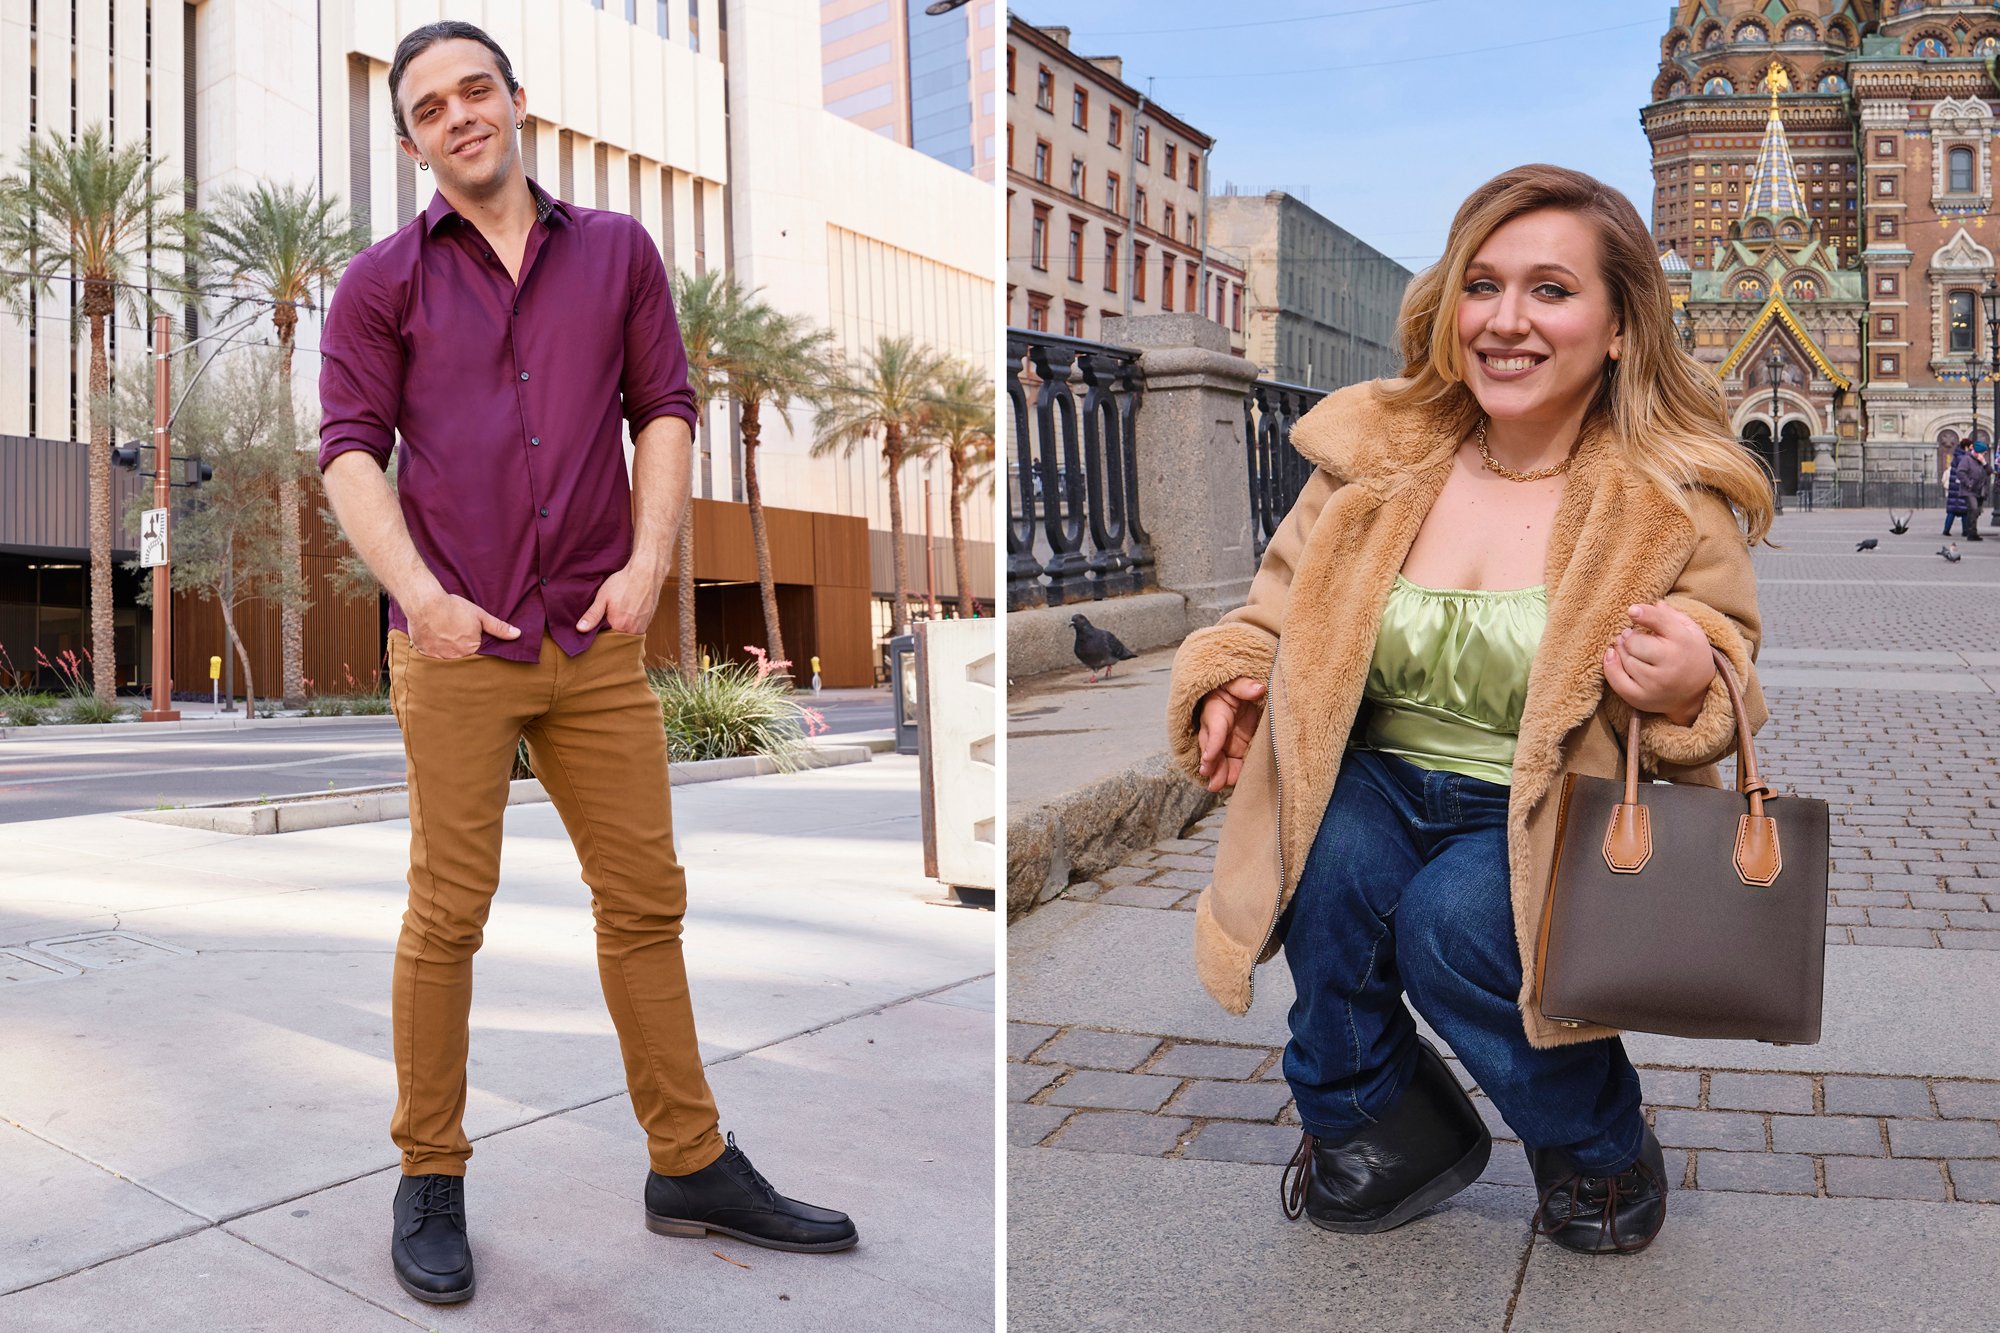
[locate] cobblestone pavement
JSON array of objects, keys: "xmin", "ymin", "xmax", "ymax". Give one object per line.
[{"xmin": 1011, "ymin": 509, "xmax": 2000, "ymax": 1210}]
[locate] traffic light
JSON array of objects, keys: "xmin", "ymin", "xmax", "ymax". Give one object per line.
[
  {"xmin": 113, "ymin": 443, "xmax": 141, "ymax": 471},
  {"xmin": 186, "ymin": 458, "xmax": 214, "ymax": 486}
]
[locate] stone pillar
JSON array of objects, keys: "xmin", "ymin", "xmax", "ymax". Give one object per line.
[
  {"xmin": 1811, "ymin": 434, "xmax": 1837, "ymax": 508},
  {"xmin": 1103, "ymin": 313, "xmax": 1262, "ymax": 627}
]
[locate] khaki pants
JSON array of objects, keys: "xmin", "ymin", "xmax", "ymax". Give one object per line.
[{"xmin": 386, "ymin": 629, "xmax": 724, "ymax": 1178}]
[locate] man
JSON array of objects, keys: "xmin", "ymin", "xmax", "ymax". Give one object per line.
[{"xmin": 318, "ymin": 21, "xmax": 855, "ymax": 1307}]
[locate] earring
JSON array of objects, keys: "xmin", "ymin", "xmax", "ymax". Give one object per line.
[
  {"xmin": 516, "ymin": 120, "xmax": 524, "ymax": 129},
  {"xmin": 419, "ymin": 160, "xmax": 430, "ymax": 172}
]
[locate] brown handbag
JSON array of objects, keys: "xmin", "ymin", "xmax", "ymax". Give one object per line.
[{"xmin": 1534, "ymin": 648, "xmax": 1829, "ymax": 1045}]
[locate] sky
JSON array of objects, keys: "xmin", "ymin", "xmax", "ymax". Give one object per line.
[{"xmin": 1010, "ymin": 0, "xmax": 1670, "ymax": 275}]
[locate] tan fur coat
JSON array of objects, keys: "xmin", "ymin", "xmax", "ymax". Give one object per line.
[{"xmin": 1165, "ymin": 381, "xmax": 1766, "ymax": 1049}]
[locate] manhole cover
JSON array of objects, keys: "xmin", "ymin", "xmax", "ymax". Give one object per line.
[
  {"xmin": 0, "ymin": 948, "xmax": 80, "ymax": 985},
  {"xmin": 28, "ymin": 931, "xmax": 191, "ymax": 971}
]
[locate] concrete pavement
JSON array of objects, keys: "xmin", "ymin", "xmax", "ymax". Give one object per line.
[
  {"xmin": 1008, "ymin": 509, "xmax": 2000, "ymax": 1331},
  {"xmin": 0, "ymin": 754, "xmax": 994, "ymax": 1330}
]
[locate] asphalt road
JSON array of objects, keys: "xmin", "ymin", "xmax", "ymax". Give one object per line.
[{"xmin": 1, "ymin": 692, "xmax": 893, "ymax": 823}]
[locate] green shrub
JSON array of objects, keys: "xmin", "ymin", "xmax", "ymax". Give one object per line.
[
  {"xmin": 1, "ymin": 692, "xmax": 58, "ymax": 726},
  {"xmin": 651, "ymin": 657, "xmax": 827, "ymax": 769},
  {"xmin": 59, "ymin": 694, "xmax": 128, "ymax": 725},
  {"xmin": 347, "ymin": 692, "xmax": 392, "ymax": 716},
  {"xmin": 303, "ymin": 695, "xmax": 351, "ymax": 717}
]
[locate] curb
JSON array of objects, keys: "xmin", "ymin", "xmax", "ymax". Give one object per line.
[
  {"xmin": 124, "ymin": 744, "xmax": 876, "ymax": 835},
  {"xmin": 1006, "ymin": 592, "xmax": 1191, "ymax": 680},
  {"xmin": 1006, "ymin": 750, "xmax": 1219, "ymax": 919},
  {"xmin": 0, "ymin": 712, "xmax": 396, "ymax": 742}
]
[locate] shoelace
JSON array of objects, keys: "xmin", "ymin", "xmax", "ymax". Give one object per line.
[
  {"xmin": 408, "ymin": 1175, "xmax": 463, "ymax": 1227},
  {"xmin": 721, "ymin": 1132, "xmax": 781, "ymax": 1207},
  {"xmin": 1280, "ymin": 1132, "xmax": 1315, "ymax": 1221},
  {"xmin": 1532, "ymin": 1158, "xmax": 1659, "ymax": 1253}
]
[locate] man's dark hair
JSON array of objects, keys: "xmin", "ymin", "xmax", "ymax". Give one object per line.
[{"xmin": 388, "ymin": 21, "xmax": 519, "ymax": 141}]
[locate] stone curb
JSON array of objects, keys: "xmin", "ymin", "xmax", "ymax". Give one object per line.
[
  {"xmin": 1006, "ymin": 592, "xmax": 1191, "ymax": 680},
  {"xmin": 0, "ymin": 712, "xmax": 396, "ymax": 742},
  {"xmin": 123, "ymin": 744, "xmax": 876, "ymax": 835},
  {"xmin": 1007, "ymin": 750, "xmax": 1218, "ymax": 919}
]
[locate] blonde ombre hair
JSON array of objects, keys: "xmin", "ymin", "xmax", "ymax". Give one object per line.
[{"xmin": 1380, "ymin": 163, "xmax": 1775, "ymax": 544}]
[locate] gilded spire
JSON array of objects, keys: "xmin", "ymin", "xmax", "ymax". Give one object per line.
[{"xmin": 1746, "ymin": 61, "xmax": 1806, "ymax": 221}]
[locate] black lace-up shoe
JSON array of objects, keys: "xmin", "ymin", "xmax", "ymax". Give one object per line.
[
  {"xmin": 390, "ymin": 1173, "xmax": 474, "ymax": 1303},
  {"xmin": 644, "ymin": 1133, "xmax": 858, "ymax": 1253},
  {"xmin": 1280, "ymin": 1036, "xmax": 1492, "ymax": 1234},
  {"xmin": 1528, "ymin": 1124, "xmax": 1669, "ymax": 1255}
]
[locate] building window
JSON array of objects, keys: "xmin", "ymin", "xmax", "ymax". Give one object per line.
[
  {"xmin": 1161, "ymin": 254, "xmax": 1175, "ymax": 311},
  {"xmin": 1165, "ymin": 143, "xmax": 1177, "ymax": 177},
  {"xmin": 1030, "ymin": 205, "xmax": 1049, "ymax": 270},
  {"xmin": 1036, "ymin": 65, "xmax": 1053, "ymax": 111},
  {"xmin": 1034, "ymin": 139, "xmax": 1050, "ymax": 183},
  {"xmin": 1064, "ymin": 302, "xmax": 1085, "ymax": 338},
  {"xmin": 1135, "ymin": 186, "xmax": 1147, "ymax": 228},
  {"xmin": 1070, "ymin": 158, "xmax": 1084, "ymax": 196},
  {"xmin": 1068, "ymin": 219, "xmax": 1085, "ymax": 282},
  {"xmin": 1877, "ymin": 216, "xmax": 1896, "ymax": 237},
  {"xmin": 1027, "ymin": 291, "xmax": 1050, "ymax": 332},
  {"xmin": 1232, "ymin": 286, "xmax": 1242, "ymax": 331},
  {"xmin": 1007, "ymin": 45, "xmax": 1015, "ymax": 93},
  {"xmin": 1105, "ymin": 171, "xmax": 1121, "ymax": 213},
  {"xmin": 1104, "ymin": 232, "xmax": 1119, "ymax": 292},
  {"xmin": 1186, "ymin": 214, "xmax": 1197, "ymax": 245},
  {"xmin": 1072, "ymin": 87, "xmax": 1088, "ymax": 129},
  {"xmin": 1188, "ymin": 153, "xmax": 1200, "ymax": 189},
  {"xmin": 1879, "ymin": 353, "xmax": 1898, "ymax": 374},
  {"xmin": 1876, "ymin": 137, "xmax": 1895, "ymax": 157},
  {"xmin": 1108, "ymin": 106, "xmax": 1122, "ymax": 147},
  {"xmin": 688, "ymin": 0, "xmax": 700, "ymax": 51},
  {"xmin": 1950, "ymin": 145, "xmax": 1976, "ymax": 193},
  {"xmin": 1185, "ymin": 266, "xmax": 1197, "ymax": 313},
  {"xmin": 1951, "ymin": 289, "xmax": 1977, "ymax": 352},
  {"xmin": 1136, "ymin": 124, "xmax": 1149, "ymax": 163},
  {"xmin": 1878, "ymin": 274, "xmax": 1898, "ymax": 295},
  {"xmin": 1878, "ymin": 314, "xmax": 1896, "ymax": 335},
  {"xmin": 1877, "ymin": 175, "xmax": 1896, "ymax": 195},
  {"xmin": 1164, "ymin": 203, "xmax": 1176, "ymax": 237},
  {"xmin": 1134, "ymin": 242, "xmax": 1148, "ymax": 302}
]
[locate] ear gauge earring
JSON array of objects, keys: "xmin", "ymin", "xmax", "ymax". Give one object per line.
[
  {"xmin": 516, "ymin": 120, "xmax": 524, "ymax": 129},
  {"xmin": 419, "ymin": 161, "xmax": 430, "ymax": 172}
]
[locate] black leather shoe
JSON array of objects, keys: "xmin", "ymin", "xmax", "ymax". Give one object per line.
[
  {"xmin": 645, "ymin": 1133, "xmax": 858, "ymax": 1253},
  {"xmin": 391, "ymin": 1173, "xmax": 474, "ymax": 1304},
  {"xmin": 1528, "ymin": 1123, "xmax": 1668, "ymax": 1255},
  {"xmin": 1280, "ymin": 1036, "xmax": 1491, "ymax": 1234}
]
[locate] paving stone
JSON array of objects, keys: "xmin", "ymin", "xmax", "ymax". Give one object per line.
[
  {"xmin": 1180, "ymin": 1121, "xmax": 1302, "ymax": 1166},
  {"xmin": 1009, "ymin": 1023, "xmax": 1059, "ymax": 1061},
  {"xmin": 1770, "ymin": 1114, "xmax": 1885, "ymax": 1157},
  {"xmin": 1047, "ymin": 1111, "xmax": 1191, "ymax": 1156},
  {"xmin": 1849, "ymin": 927, "xmax": 1937, "ymax": 947},
  {"xmin": 1153, "ymin": 838, "xmax": 1212, "ymax": 855},
  {"xmin": 1910, "ymin": 891, "xmax": 1972, "ymax": 910},
  {"xmin": 1043, "ymin": 1070, "xmax": 1180, "ymax": 1112},
  {"xmin": 1151, "ymin": 853, "xmax": 1216, "ymax": 873},
  {"xmin": 1945, "ymin": 911, "xmax": 2000, "ymax": 930},
  {"xmin": 1653, "ymin": 1109, "xmax": 1767, "ymax": 1151},
  {"xmin": 1832, "ymin": 890, "xmax": 1915, "ymax": 907},
  {"xmin": 1165, "ymin": 1079, "xmax": 1293, "ymax": 1121},
  {"xmin": 1663, "ymin": 1147, "xmax": 1691, "ymax": 1188},
  {"xmin": 1473, "ymin": 1096, "xmax": 1516, "ymax": 1142},
  {"xmin": 1035, "ymin": 1030, "xmax": 1163, "ymax": 1071},
  {"xmin": 1939, "ymin": 932, "xmax": 2000, "ymax": 949},
  {"xmin": 1888, "ymin": 1119, "xmax": 2000, "ymax": 1159},
  {"xmin": 1011, "ymin": 1062, "xmax": 1061, "ymax": 1103},
  {"xmin": 1864, "ymin": 907, "xmax": 1950, "ymax": 929},
  {"xmin": 1694, "ymin": 1150, "xmax": 1818, "ymax": 1195},
  {"xmin": 1009, "ymin": 1103, "xmax": 1072, "ymax": 1147},
  {"xmin": 1708, "ymin": 1072, "xmax": 1815, "ymax": 1114},
  {"xmin": 1478, "ymin": 1150, "xmax": 1537, "ymax": 1187},
  {"xmin": 1825, "ymin": 905, "xmax": 1866, "ymax": 925},
  {"xmin": 1934, "ymin": 1081, "xmax": 2000, "ymax": 1119},
  {"xmin": 1826, "ymin": 926, "xmax": 1851, "ymax": 946},
  {"xmin": 1824, "ymin": 1156, "xmax": 1949, "ymax": 1202},
  {"xmin": 1824, "ymin": 1076, "xmax": 1935, "ymax": 1117},
  {"xmin": 1143, "ymin": 869, "xmax": 1212, "ymax": 892},
  {"xmin": 1638, "ymin": 1069, "xmax": 1701, "ymax": 1108},
  {"xmin": 1096, "ymin": 864, "xmax": 1152, "ymax": 887},
  {"xmin": 1097, "ymin": 884, "xmax": 1188, "ymax": 910},
  {"xmin": 1146, "ymin": 1042, "xmax": 1270, "ymax": 1081},
  {"xmin": 1949, "ymin": 1160, "xmax": 2000, "ymax": 1203}
]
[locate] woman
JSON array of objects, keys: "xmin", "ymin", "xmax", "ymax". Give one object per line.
[{"xmin": 1166, "ymin": 164, "xmax": 1772, "ymax": 1256}]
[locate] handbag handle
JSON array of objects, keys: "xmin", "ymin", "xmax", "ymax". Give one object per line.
[{"xmin": 1606, "ymin": 645, "xmax": 1780, "ymax": 886}]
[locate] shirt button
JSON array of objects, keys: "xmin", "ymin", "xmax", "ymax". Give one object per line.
[
  {"xmin": 539, "ymin": 506, "xmax": 550, "ymax": 517},
  {"xmin": 530, "ymin": 436, "xmax": 540, "ymax": 446},
  {"xmin": 540, "ymin": 577, "xmax": 548, "ymax": 586},
  {"xmin": 519, "ymin": 371, "xmax": 530, "ymax": 381}
]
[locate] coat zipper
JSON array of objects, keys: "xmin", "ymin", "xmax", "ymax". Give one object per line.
[{"xmin": 1245, "ymin": 644, "xmax": 1287, "ymax": 1007}]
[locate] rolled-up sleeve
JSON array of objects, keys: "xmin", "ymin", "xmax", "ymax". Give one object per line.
[
  {"xmin": 620, "ymin": 219, "xmax": 700, "ymax": 437},
  {"xmin": 318, "ymin": 250, "xmax": 403, "ymax": 472}
]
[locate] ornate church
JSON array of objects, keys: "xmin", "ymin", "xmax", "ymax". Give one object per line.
[{"xmin": 1647, "ymin": 1, "xmax": 2000, "ymax": 500}]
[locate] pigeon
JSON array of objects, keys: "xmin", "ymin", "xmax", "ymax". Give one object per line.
[
  {"xmin": 1071, "ymin": 613, "xmax": 1137, "ymax": 682},
  {"xmin": 1890, "ymin": 512, "xmax": 1911, "ymax": 534},
  {"xmin": 1941, "ymin": 543, "xmax": 1963, "ymax": 563},
  {"xmin": 1856, "ymin": 538, "xmax": 1878, "ymax": 552}
]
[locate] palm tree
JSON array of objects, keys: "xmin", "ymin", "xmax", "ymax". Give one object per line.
[
  {"xmin": 669, "ymin": 270, "xmax": 750, "ymax": 677},
  {"xmin": 924, "ymin": 362, "xmax": 996, "ymax": 619},
  {"xmin": 0, "ymin": 126, "xmax": 197, "ymax": 702},
  {"xmin": 201, "ymin": 182, "xmax": 366, "ymax": 708},
  {"xmin": 812, "ymin": 335, "xmax": 946, "ymax": 638}
]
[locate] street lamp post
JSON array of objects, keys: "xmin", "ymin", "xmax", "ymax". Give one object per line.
[
  {"xmin": 1766, "ymin": 347, "xmax": 1785, "ymax": 515},
  {"xmin": 1984, "ymin": 277, "xmax": 2000, "ymax": 448},
  {"xmin": 143, "ymin": 312, "xmax": 179, "ymax": 722}
]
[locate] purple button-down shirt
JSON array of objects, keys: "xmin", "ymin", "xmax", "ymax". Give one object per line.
[{"xmin": 318, "ymin": 181, "xmax": 697, "ymax": 662}]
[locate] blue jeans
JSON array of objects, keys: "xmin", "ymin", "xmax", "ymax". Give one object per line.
[{"xmin": 1278, "ymin": 748, "xmax": 1646, "ymax": 1174}]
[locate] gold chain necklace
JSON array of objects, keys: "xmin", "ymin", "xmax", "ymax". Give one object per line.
[{"xmin": 1475, "ymin": 418, "xmax": 1573, "ymax": 483}]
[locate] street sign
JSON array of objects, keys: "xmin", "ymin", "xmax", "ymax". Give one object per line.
[{"xmin": 139, "ymin": 508, "xmax": 169, "ymax": 568}]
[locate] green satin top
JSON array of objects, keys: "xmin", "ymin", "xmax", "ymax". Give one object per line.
[{"xmin": 1354, "ymin": 574, "xmax": 1548, "ymax": 787}]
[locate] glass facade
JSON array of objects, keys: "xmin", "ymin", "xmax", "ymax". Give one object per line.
[{"xmin": 906, "ymin": 0, "xmax": 973, "ymax": 170}]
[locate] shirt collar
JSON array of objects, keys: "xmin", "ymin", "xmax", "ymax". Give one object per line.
[{"xmin": 423, "ymin": 177, "xmax": 569, "ymax": 235}]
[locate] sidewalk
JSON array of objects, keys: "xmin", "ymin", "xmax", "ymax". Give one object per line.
[
  {"xmin": 0, "ymin": 755, "xmax": 994, "ymax": 1330},
  {"xmin": 1008, "ymin": 510, "xmax": 2000, "ymax": 1330}
]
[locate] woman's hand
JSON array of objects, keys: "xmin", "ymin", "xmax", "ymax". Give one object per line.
[
  {"xmin": 1603, "ymin": 601, "xmax": 1715, "ymax": 726},
  {"xmin": 1196, "ymin": 676, "xmax": 1268, "ymax": 793}
]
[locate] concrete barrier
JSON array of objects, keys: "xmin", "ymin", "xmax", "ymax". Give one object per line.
[{"xmin": 1006, "ymin": 591, "xmax": 1190, "ymax": 680}]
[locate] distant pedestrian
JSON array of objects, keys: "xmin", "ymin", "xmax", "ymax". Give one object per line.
[
  {"xmin": 1170, "ymin": 164, "xmax": 1770, "ymax": 1257},
  {"xmin": 1944, "ymin": 440, "xmax": 1984, "ymax": 540},
  {"xmin": 319, "ymin": 19, "xmax": 854, "ymax": 1309}
]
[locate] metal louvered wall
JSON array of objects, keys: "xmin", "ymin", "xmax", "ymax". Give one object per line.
[
  {"xmin": 595, "ymin": 142, "xmax": 609, "ymax": 209},
  {"xmin": 559, "ymin": 129, "xmax": 575, "ymax": 201},
  {"xmin": 347, "ymin": 56, "xmax": 372, "ymax": 240}
]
